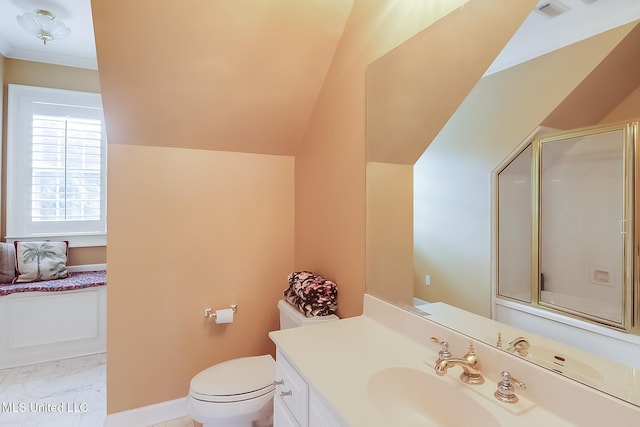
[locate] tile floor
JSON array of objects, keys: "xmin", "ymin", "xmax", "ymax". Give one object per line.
[
  {"xmin": 0, "ymin": 354, "xmax": 206, "ymax": 427},
  {"xmin": 149, "ymin": 416, "xmax": 202, "ymax": 427},
  {"xmin": 0, "ymin": 353, "xmax": 106, "ymax": 427}
]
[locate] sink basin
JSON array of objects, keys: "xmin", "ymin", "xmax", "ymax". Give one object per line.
[{"xmin": 367, "ymin": 367, "xmax": 500, "ymax": 426}]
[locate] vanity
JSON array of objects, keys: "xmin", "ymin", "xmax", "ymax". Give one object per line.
[{"xmin": 269, "ymin": 295, "xmax": 640, "ymax": 426}]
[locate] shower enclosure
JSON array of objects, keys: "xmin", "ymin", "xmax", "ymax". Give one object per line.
[{"xmin": 495, "ymin": 121, "xmax": 638, "ymax": 332}]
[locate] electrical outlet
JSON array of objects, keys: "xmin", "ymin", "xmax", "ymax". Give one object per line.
[{"xmin": 425, "ymin": 275, "xmax": 431, "ymax": 286}]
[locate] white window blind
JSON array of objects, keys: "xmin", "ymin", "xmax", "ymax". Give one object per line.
[{"xmin": 7, "ymin": 84, "xmax": 107, "ymax": 247}]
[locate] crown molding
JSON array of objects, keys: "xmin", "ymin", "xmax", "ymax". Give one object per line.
[{"xmin": 3, "ymin": 46, "xmax": 97, "ymax": 69}]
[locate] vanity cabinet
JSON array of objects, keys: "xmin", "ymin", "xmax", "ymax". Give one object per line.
[
  {"xmin": 274, "ymin": 350, "xmax": 308, "ymax": 426},
  {"xmin": 274, "ymin": 349, "xmax": 344, "ymax": 427},
  {"xmin": 308, "ymin": 388, "xmax": 344, "ymax": 426},
  {"xmin": 273, "ymin": 398, "xmax": 300, "ymax": 427}
]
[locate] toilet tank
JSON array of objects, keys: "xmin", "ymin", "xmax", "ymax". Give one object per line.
[{"xmin": 278, "ymin": 299, "xmax": 339, "ymax": 329}]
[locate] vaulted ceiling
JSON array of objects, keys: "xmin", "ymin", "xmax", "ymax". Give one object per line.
[
  {"xmin": 88, "ymin": 0, "xmax": 640, "ymax": 156},
  {"xmin": 91, "ymin": 0, "xmax": 354, "ymax": 155},
  {"xmin": 542, "ymin": 23, "xmax": 640, "ymax": 129}
]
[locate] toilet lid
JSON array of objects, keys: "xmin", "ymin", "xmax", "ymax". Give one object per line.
[{"xmin": 190, "ymin": 355, "xmax": 275, "ymax": 400}]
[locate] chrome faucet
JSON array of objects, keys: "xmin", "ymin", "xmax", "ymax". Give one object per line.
[
  {"xmin": 434, "ymin": 340, "xmax": 484, "ymax": 385},
  {"xmin": 494, "ymin": 371, "xmax": 527, "ymax": 403},
  {"xmin": 507, "ymin": 337, "xmax": 530, "ymax": 356}
]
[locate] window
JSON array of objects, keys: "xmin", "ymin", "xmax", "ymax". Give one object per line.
[{"xmin": 7, "ymin": 84, "xmax": 107, "ymax": 247}]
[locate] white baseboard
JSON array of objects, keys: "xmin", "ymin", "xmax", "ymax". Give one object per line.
[{"xmin": 104, "ymin": 397, "xmax": 187, "ymax": 427}]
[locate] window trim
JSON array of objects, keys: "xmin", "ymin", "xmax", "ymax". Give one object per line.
[{"xmin": 6, "ymin": 84, "xmax": 107, "ymax": 248}]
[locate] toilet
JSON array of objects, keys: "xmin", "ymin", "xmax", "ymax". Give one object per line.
[{"xmin": 187, "ymin": 299, "xmax": 338, "ymax": 427}]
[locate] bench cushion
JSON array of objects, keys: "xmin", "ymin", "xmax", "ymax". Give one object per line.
[{"xmin": 0, "ymin": 270, "xmax": 106, "ymax": 296}]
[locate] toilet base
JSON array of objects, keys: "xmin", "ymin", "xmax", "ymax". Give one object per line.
[
  {"xmin": 189, "ymin": 395, "xmax": 273, "ymax": 427},
  {"xmin": 201, "ymin": 413, "xmax": 272, "ymax": 427}
]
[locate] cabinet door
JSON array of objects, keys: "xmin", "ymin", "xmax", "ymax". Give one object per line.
[
  {"xmin": 274, "ymin": 393, "xmax": 301, "ymax": 427},
  {"xmin": 309, "ymin": 388, "xmax": 344, "ymax": 427},
  {"xmin": 275, "ymin": 351, "xmax": 308, "ymax": 426}
]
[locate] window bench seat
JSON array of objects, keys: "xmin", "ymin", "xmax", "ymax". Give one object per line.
[
  {"xmin": 0, "ymin": 270, "xmax": 106, "ymax": 296},
  {"xmin": 0, "ymin": 269, "xmax": 106, "ymax": 368}
]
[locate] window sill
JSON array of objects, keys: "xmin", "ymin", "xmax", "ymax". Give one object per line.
[{"xmin": 5, "ymin": 233, "xmax": 106, "ymax": 248}]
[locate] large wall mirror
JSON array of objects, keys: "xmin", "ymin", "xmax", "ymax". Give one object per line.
[{"xmin": 365, "ymin": 0, "xmax": 640, "ymax": 408}]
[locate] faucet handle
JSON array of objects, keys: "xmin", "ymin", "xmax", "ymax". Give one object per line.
[
  {"xmin": 430, "ymin": 337, "xmax": 451, "ymax": 359},
  {"xmin": 507, "ymin": 337, "xmax": 531, "ymax": 356},
  {"xmin": 495, "ymin": 371, "xmax": 527, "ymax": 404},
  {"xmin": 466, "ymin": 341, "xmax": 476, "ymax": 354}
]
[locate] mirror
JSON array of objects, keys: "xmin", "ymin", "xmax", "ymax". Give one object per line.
[{"xmin": 365, "ymin": 2, "xmax": 640, "ymax": 408}]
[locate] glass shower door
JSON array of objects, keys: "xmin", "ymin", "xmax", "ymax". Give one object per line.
[
  {"xmin": 497, "ymin": 145, "xmax": 532, "ymax": 302},
  {"xmin": 538, "ymin": 127, "xmax": 630, "ymax": 327}
]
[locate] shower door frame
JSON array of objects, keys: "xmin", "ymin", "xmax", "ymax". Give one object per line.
[{"xmin": 495, "ymin": 120, "xmax": 639, "ymax": 334}]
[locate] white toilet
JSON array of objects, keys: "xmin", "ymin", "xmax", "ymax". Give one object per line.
[{"xmin": 187, "ymin": 299, "xmax": 338, "ymax": 427}]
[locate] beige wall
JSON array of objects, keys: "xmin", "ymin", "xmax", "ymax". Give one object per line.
[
  {"xmin": 2, "ymin": 59, "xmax": 100, "ymax": 92},
  {"xmin": 366, "ymin": 162, "xmax": 413, "ymax": 306},
  {"xmin": 89, "ymin": 0, "xmax": 341, "ymax": 412},
  {"xmin": 1, "ymin": 59, "xmax": 105, "ymax": 265},
  {"xmin": 413, "ymin": 23, "xmax": 636, "ymax": 317},
  {"xmin": 107, "ymin": 145, "xmax": 294, "ymax": 411}
]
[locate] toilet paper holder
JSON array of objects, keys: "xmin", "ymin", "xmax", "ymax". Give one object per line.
[{"xmin": 204, "ymin": 304, "xmax": 238, "ymax": 319}]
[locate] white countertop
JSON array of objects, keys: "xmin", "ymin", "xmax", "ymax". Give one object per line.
[
  {"xmin": 420, "ymin": 301, "xmax": 640, "ymax": 406},
  {"xmin": 269, "ymin": 314, "xmax": 575, "ymax": 426}
]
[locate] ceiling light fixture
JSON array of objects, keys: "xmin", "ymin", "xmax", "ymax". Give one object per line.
[{"xmin": 16, "ymin": 9, "xmax": 70, "ymax": 45}]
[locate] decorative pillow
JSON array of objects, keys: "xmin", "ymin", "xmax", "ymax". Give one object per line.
[
  {"xmin": 0, "ymin": 242, "xmax": 16, "ymax": 284},
  {"xmin": 13, "ymin": 241, "xmax": 69, "ymax": 283}
]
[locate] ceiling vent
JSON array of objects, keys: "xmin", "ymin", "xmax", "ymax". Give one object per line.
[{"xmin": 536, "ymin": 1, "xmax": 570, "ymax": 18}]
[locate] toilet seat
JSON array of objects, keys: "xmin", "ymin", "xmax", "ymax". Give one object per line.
[{"xmin": 189, "ymin": 355, "xmax": 275, "ymax": 403}]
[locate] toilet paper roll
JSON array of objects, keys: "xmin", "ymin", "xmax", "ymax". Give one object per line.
[{"xmin": 215, "ymin": 308, "xmax": 234, "ymax": 324}]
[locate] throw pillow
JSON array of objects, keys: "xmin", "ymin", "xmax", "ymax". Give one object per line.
[
  {"xmin": 13, "ymin": 241, "xmax": 69, "ymax": 283},
  {"xmin": 0, "ymin": 242, "xmax": 16, "ymax": 283}
]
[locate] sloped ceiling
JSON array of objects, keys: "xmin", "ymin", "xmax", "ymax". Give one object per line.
[
  {"xmin": 542, "ymin": 21, "xmax": 640, "ymax": 130},
  {"xmin": 366, "ymin": 0, "xmax": 537, "ymax": 165},
  {"xmin": 91, "ymin": 0, "xmax": 354, "ymax": 155},
  {"xmin": 89, "ymin": 0, "xmax": 640, "ymax": 157}
]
